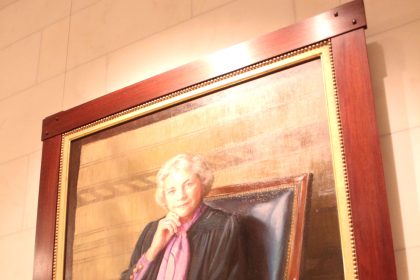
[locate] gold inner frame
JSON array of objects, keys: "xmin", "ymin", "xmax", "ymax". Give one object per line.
[{"xmin": 54, "ymin": 41, "xmax": 358, "ymax": 279}]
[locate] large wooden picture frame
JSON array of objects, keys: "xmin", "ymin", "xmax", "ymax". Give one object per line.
[{"xmin": 34, "ymin": 1, "xmax": 397, "ymax": 279}]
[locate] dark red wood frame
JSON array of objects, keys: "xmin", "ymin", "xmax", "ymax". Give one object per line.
[{"xmin": 34, "ymin": 1, "xmax": 397, "ymax": 279}]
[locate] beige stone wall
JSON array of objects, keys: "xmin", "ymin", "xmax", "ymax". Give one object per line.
[{"xmin": 0, "ymin": 0, "xmax": 419, "ymax": 279}]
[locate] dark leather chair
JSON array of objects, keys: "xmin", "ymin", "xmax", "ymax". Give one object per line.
[{"xmin": 204, "ymin": 173, "xmax": 311, "ymax": 280}]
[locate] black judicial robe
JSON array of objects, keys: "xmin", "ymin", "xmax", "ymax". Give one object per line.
[{"xmin": 121, "ymin": 206, "xmax": 246, "ymax": 280}]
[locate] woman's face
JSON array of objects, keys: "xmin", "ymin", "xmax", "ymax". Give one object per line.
[{"xmin": 163, "ymin": 166, "xmax": 203, "ymax": 222}]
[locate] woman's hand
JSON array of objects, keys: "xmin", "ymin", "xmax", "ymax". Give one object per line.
[{"xmin": 145, "ymin": 212, "xmax": 181, "ymax": 261}]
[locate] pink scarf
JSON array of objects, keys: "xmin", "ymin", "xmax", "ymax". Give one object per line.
[{"xmin": 156, "ymin": 204, "xmax": 206, "ymax": 280}]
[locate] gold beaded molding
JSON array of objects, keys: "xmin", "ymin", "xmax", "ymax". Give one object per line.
[{"xmin": 53, "ymin": 40, "xmax": 358, "ymax": 279}]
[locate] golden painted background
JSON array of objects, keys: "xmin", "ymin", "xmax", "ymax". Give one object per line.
[{"xmin": 67, "ymin": 59, "xmax": 342, "ymax": 279}]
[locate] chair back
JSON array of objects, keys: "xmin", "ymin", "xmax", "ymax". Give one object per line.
[{"xmin": 204, "ymin": 173, "xmax": 311, "ymax": 280}]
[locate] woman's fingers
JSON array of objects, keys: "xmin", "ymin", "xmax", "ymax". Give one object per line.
[
  {"xmin": 161, "ymin": 219, "xmax": 177, "ymax": 234},
  {"xmin": 159, "ymin": 213, "xmax": 180, "ymax": 234},
  {"xmin": 166, "ymin": 212, "xmax": 181, "ymax": 227},
  {"xmin": 146, "ymin": 212, "xmax": 183, "ymax": 261}
]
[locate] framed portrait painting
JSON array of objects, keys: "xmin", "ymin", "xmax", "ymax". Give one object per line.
[{"xmin": 34, "ymin": 1, "xmax": 397, "ymax": 279}]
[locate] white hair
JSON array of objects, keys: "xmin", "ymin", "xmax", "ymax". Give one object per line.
[{"xmin": 155, "ymin": 154, "xmax": 214, "ymax": 208}]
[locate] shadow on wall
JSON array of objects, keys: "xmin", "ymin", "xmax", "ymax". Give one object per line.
[{"xmin": 367, "ymin": 41, "xmax": 420, "ymax": 279}]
